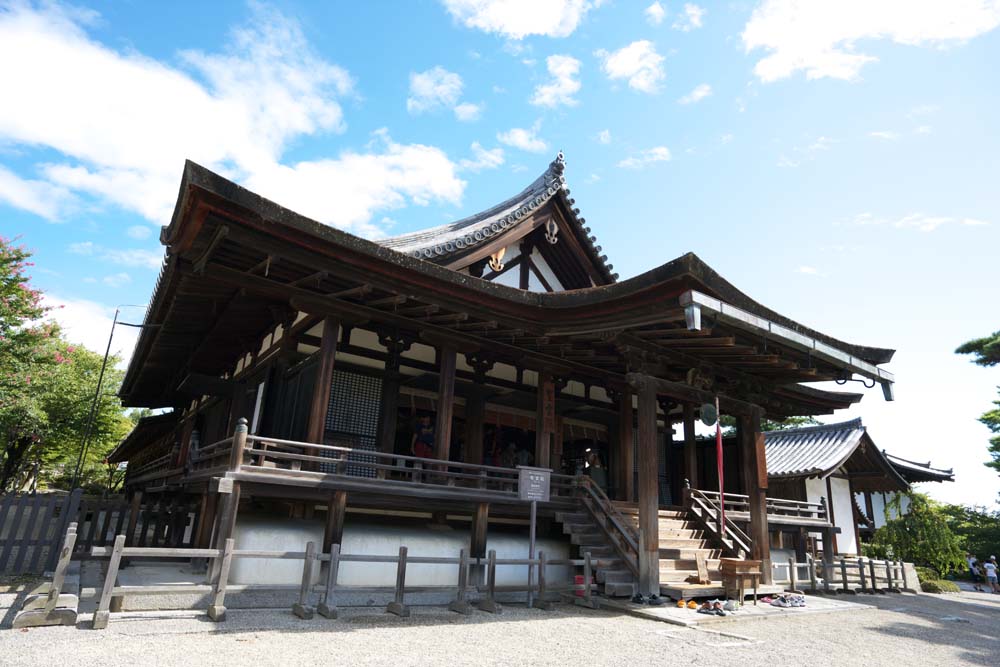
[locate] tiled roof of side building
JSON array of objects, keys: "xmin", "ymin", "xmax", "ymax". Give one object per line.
[{"xmin": 764, "ymin": 418, "xmax": 867, "ymax": 478}]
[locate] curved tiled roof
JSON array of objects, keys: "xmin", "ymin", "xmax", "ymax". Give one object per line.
[
  {"xmin": 765, "ymin": 418, "xmax": 866, "ymax": 478},
  {"xmin": 377, "ymin": 152, "xmax": 617, "ymax": 282},
  {"xmin": 885, "ymin": 453, "xmax": 954, "ymax": 483}
]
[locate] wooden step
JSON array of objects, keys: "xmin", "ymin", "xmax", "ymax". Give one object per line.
[
  {"xmin": 659, "ymin": 558, "xmax": 722, "ymax": 571},
  {"xmin": 659, "ymin": 548, "xmax": 723, "ymax": 560},
  {"xmin": 596, "ymin": 569, "xmax": 636, "ymax": 584},
  {"xmin": 571, "ymin": 532, "xmax": 606, "ymax": 546},
  {"xmin": 555, "ymin": 512, "xmax": 590, "ymax": 524},
  {"xmin": 659, "ymin": 538, "xmax": 711, "ymax": 549}
]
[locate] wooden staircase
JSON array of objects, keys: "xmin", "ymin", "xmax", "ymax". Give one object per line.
[
  {"xmin": 554, "ymin": 508, "xmax": 640, "ymax": 597},
  {"xmin": 611, "ymin": 501, "xmax": 727, "ymax": 587}
]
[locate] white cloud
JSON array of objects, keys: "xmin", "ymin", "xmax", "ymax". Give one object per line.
[
  {"xmin": 453, "ymin": 102, "xmax": 483, "ymax": 121},
  {"xmin": 809, "ymin": 136, "xmax": 835, "ymax": 151},
  {"xmin": 618, "ymin": 146, "xmax": 671, "ymax": 169},
  {"xmin": 407, "ymin": 66, "xmax": 464, "ymax": 114},
  {"xmin": 796, "ymin": 265, "xmax": 819, "ymax": 275},
  {"xmin": 41, "ymin": 294, "xmax": 141, "ymax": 364},
  {"xmin": 915, "ymin": 125, "xmax": 932, "ymax": 134},
  {"xmin": 459, "ymin": 142, "xmax": 505, "ymax": 172},
  {"xmin": 126, "ymin": 225, "xmax": 152, "ymax": 240},
  {"xmin": 441, "ymin": 0, "xmax": 603, "ymax": 39},
  {"xmin": 645, "ymin": 2, "xmax": 666, "ymax": 26},
  {"xmin": 69, "ymin": 242, "xmax": 163, "ymax": 270},
  {"xmin": 497, "ymin": 121, "xmax": 549, "ymax": 153},
  {"xmin": 720, "ymin": 133, "xmax": 734, "ymax": 144},
  {"xmin": 596, "ymin": 40, "xmax": 665, "ymax": 93},
  {"xmin": 869, "ymin": 130, "xmax": 900, "ymax": 141},
  {"xmin": 673, "ymin": 3, "xmax": 705, "ymax": 31},
  {"xmin": 585, "ymin": 173, "xmax": 601, "ymax": 183},
  {"xmin": 742, "ymin": 0, "xmax": 1000, "ymax": 83},
  {"xmin": 102, "ymin": 272, "xmax": 132, "ymax": 288},
  {"xmin": 0, "ymin": 4, "xmax": 466, "ymax": 238},
  {"xmin": 244, "ymin": 129, "xmax": 465, "ymax": 239},
  {"xmin": 597, "ymin": 129, "xmax": 611, "ymax": 144},
  {"xmin": 530, "ymin": 54, "xmax": 582, "ymax": 107},
  {"xmin": 850, "ymin": 212, "xmax": 990, "ymax": 232},
  {"xmin": 678, "ymin": 83, "xmax": 712, "ymax": 104},
  {"xmin": 0, "ymin": 165, "xmax": 72, "ymax": 220}
]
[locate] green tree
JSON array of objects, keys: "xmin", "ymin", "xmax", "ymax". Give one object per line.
[
  {"xmin": 940, "ymin": 504, "xmax": 1000, "ymax": 561},
  {"xmin": 866, "ymin": 493, "xmax": 966, "ymax": 575},
  {"xmin": 956, "ymin": 331, "xmax": 1000, "ymax": 475},
  {"xmin": 0, "ymin": 237, "xmax": 132, "ymax": 492}
]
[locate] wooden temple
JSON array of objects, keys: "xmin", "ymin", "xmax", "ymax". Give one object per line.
[{"xmin": 110, "ymin": 153, "xmax": 898, "ymax": 600}]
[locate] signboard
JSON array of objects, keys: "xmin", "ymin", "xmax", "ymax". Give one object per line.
[{"xmin": 518, "ymin": 466, "xmax": 551, "ymax": 503}]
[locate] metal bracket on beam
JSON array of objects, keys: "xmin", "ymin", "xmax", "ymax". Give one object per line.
[{"xmin": 684, "ymin": 303, "xmax": 701, "ymax": 331}]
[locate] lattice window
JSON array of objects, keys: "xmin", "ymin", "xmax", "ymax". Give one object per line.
[{"xmin": 321, "ymin": 369, "xmax": 382, "ymax": 477}]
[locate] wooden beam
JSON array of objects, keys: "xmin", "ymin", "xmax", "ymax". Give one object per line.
[
  {"xmin": 739, "ymin": 411, "xmax": 771, "ymax": 584},
  {"xmin": 434, "ymin": 345, "xmax": 457, "ymax": 462},
  {"xmin": 306, "ymin": 317, "xmax": 340, "ymax": 444},
  {"xmin": 535, "ymin": 372, "xmax": 555, "ymax": 469},
  {"xmin": 635, "ymin": 376, "xmax": 660, "ymax": 596},
  {"xmin": 617, "ymin": 390, "xmax": 634, "ymax": 502},
  {"xmin": 625, "ymin": 372, "xmax": 760, "ymax": 417},
  {"xmin": 322, "ymin": 490, "xmax": 347, "ymax": 553},
  {"xmin": 471, "ymin": 503, "xmax": 489, "ymax": 558},
  {"xmin": 683, "ymin": 403, "xmax": 698, "ymax": 489}
]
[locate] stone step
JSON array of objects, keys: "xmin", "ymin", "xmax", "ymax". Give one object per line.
[
  {"xmin": 596, "ymin": 569, "xmax": 636, "ymax": 584},
  {"xmin": 604, "ymin": 581, "xmax": 638, "ymax": 597}
]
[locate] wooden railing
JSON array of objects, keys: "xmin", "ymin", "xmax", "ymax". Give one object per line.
[
  {"xmin": 216, "ymin": 433, "xmax": 579, "ymax": 501},
  {"xmin": 85, "ymin": 529, "xmax": 600, "ymax": 629},
  {"xmin": 687, "ymin": 488, "xmax": 752, "ymax": 557},
  {"xmin": 692, "ymin": 489, "xmax": 828, "ymax": 524},
  {"xmin": 575, "ymin": 476, "xmax": 639, "ymax": 576},
  {"xmin": 777, "ymin": 555, "xmax": 912, "ymax": 594}
]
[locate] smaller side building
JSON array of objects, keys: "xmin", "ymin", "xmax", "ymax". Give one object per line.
[{"xmin": 765, "ymin": 418, "xmax": 910, "ymax": 557}]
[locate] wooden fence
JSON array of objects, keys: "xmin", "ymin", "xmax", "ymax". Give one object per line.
[
  {"xmin": 777, "ymin": 555, "xmax": 913, "ymax": 594},
  {"xmin": 86, "ymin": 533, "xmax": 598, "ymax": 629},
  {"xmin": 0, "ymin": 491, "xmax": 200, "ymax": 575}
]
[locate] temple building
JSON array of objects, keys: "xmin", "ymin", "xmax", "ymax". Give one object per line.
[{"xmin": 110, "ymin": 153, "xmax": 899, "ymax": 600}]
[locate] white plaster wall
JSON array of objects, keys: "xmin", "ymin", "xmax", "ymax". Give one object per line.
[
  {"xmin": 829, "ymin": 477, "xmax": 857, "ymax": 556},
  {"xmin": 229, "ymin": 515, "xmax": 572, "ymax": 587}
]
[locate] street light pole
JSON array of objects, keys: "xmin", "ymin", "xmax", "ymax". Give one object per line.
[{"xmin": 70, "ymin": 308, "xmax": 119, "ymax": 489}]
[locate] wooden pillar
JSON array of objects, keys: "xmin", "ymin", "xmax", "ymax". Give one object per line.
[
  {"xmin": 306, "ymin": 316, "xmax": 340, "ymax": 444},
  {"xmin": 864, "ymin": 490, "xmax": 875, "ymax": 526},
  {"xmin": 535, "ymin": 372, "xmax": 555, "ymax": 469},
  {"xmin": 739, "ymin": 411, "xmax": 772, "ymax": 584},
  {"xmin": 434, "ymin": 345, "xmax": 457, "ymax": 462},
  {"xmin": 848, "ymin": 478, "xmax": 862, "ymax": 555},
  {"xmin": 464, "ymin": 388, "xmax": 486, "ymax": 465},
  {"xmin": 682, "ymin": 403, "xmax": 698, "ymax": 490},
  {"xmin": 471, "ymin": 503, "xmax": 489, "ymax": 558},
  {"xmin": 322, "ymin": 490, "xmax": 348, "ymax": 553},
  {"xmin": 519, "ymin": 241, "xmax": 532, "ymax": 290},
  {"xmin": 617, "ymin": 389, "xmax": 634, "ymax": 502},
  {"xmin": 825, "ymin": 477, "xmax": 839, "ymax": 554},
  {"xmin": 635, "ymin": 378, "xmax": 660, "ymax": 597}
]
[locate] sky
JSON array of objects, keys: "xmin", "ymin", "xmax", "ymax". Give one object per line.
[{"xmin": 2, "ymin": 0, "xmax": 999, "ymax": 508}]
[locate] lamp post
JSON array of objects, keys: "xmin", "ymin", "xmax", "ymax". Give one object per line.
[{"xmin": 69, "ymin": 304, "xmax": 154, "ymax": 490}]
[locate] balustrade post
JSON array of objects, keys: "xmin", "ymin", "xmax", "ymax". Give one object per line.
[{"xmin": 228, "ymin": 418, "xmax": 248, "ymax": 472}]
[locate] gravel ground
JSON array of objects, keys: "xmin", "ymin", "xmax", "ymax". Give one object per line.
[{"xmin": 1, "ymin": 588, "xmax": 998, "ymax": 667}]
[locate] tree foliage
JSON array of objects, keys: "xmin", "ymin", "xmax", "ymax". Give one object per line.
[
  {"xmin": 865, "ymin": 493, "xmax": 966, "ymax": 575},
  {"xmin": 956, "ymin": 331, "xmax": 1000, "ymax": 367},
  {"xmin": 940, "ymin": 503, "xmax": 1000, "ymax": 561},
  {"xmin": 0, "ymin": 237, "xmax": 132, "ymax": 492},
  {"xmin": 956, "ymin": 330, "xmax": 1000, "ymax": 476}
]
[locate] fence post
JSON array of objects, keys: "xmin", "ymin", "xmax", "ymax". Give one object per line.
[
  {"xmin": 868, "ymin": 558, "xmax": 880, "ymax": 593},
  {"xmin": 386, "ymin": 546, "xmax": 410, "ymax": 617},
  {"xmin": 93, "ymin": 534, "xmax": 125, "ymax": 629},
  {"xmin": 449, "ymin": 549, "xmax": 472, "ymax": 615},
  {"xmin": 576, "ymin": 551, "xmax": 597, "ymax": 609},
  {"xmin": 823, "ymin": 560, "xmax": 832, "ymax": 595},
  {"xmin": 317, "ymin": 543, "xmax": 340, "ymax": 619},
  {"xmin": 788, "ymin": 557, "xmax": 799, "ymax": 593},
  {"xmin": 125, "ymin": 491, "xmax": 142, "ymax": 547},
  {"xmin": 477, "ymin": 550, "xmax": 502, "ymax": 614},
  {"xmin": 34, "ymin": 523, "xmax": 77, "ymax": 613},
  {"xmin": 207, "ymin": 538, "xmax": 235, "ymax": 622},
  {"xmin": 900, "ymin": 561, "xmax": 910, "ymax": 591},
  {"xmin": 293, "ymin": 541, "xmax": 317, "ymax": 619},
  {"xmin": 858, "ymin": 557, "xmax": 868, "ymax": 593},
  {"xmin": 229, "ymin": 418, "xmax": 249, "ymax": 471},
  {"xmin": 533, "ymin": 551, "xmax": 553, "ymax": 611},
  {"xmin": 808, "ymin": 554, "xmax": 818, "ymax": 593},
  {"xmin": 885, "ymin": 559, "xmax": 896, "ymax": 592}
]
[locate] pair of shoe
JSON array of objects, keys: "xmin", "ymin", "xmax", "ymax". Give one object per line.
[
  {"xmin": 697, "ymin": 600, "xmax": 727, "ymax": 616},
  {"xmin": 770, "ymin": 594, "xmax": 806, "ymax": 608},
  {"xmin": 723, "ymin": 599, "xmax": 740, "ymax": 612}
]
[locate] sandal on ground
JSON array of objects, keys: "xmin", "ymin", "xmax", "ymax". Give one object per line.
[{"xmin": 687, "ymin": 599, "xmax": 699, "ymax": 609}]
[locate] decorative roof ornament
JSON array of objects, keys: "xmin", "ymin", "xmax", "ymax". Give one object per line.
[
  {"xmin": 488, "ymin": 247, "xmax": 506, "ymax": 273},
  {"xmin": 544, "ymin": 218, "xmax": 559, "ymax": 245}
]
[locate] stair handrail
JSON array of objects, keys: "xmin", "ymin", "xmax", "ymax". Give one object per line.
[
  {"xmin": 575, "ymin": 476, "xmax": 639, "ymax": 575},
  {"xmin": 688, "ymin": 488, "xmax": 752, "ymax": 557}
]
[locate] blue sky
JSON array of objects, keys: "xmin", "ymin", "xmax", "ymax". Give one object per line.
[{"xmin": 2, "ymin": 1, "xmax": 999, "ymax": 506}]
